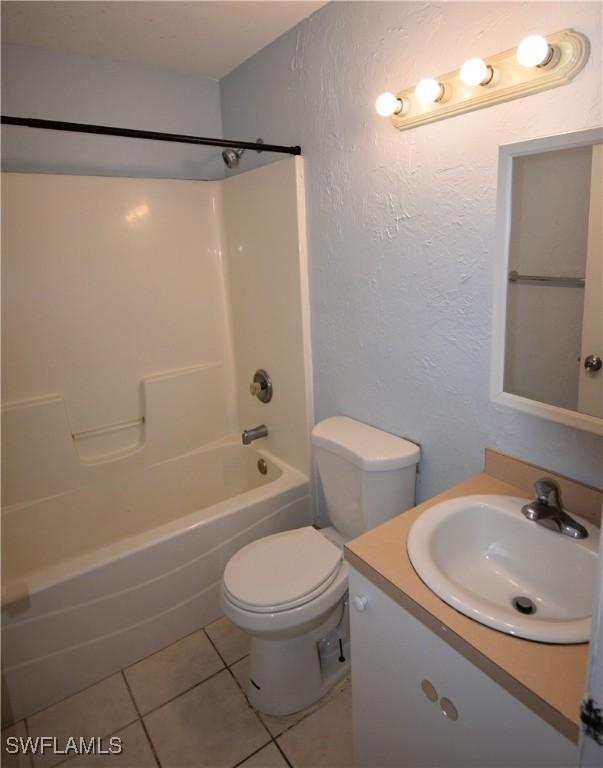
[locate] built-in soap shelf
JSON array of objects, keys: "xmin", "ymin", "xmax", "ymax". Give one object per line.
[
  {"xmin": 72, "ymin": 416, "xmax": 146, "ymax": 464},
  {"xmin": 1, "ymin": 363, "xmax": 230, "ymax": 507}
]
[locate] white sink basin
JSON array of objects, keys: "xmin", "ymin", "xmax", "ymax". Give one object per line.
[{"xmin": 407, "ymin": 495, "xmax": 599, "ymax": 643}]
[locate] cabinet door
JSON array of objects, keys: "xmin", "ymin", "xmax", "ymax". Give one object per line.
[{"xmin": 350, "ymin": 567, "xmax": 577, "ymax": 768}]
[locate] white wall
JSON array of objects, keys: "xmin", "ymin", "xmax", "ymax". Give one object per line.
[
  {"xmin": 505, "ymin": 146, "xmax": 592, "ymax": 410},
  {"xmin": 221, "ymin": 1, "xmax": 603, "ymax": 499},
  {"xmin": 1, "ymin": 44, "xmax": 224, "ymax": 180},
  {"xmin": 222, "ymin": 157, "xmax": 313, "ymax": 473},
  {"xmin": 1, "ymin": 165, "xmax": 312, "ymax": 505},
  {"xmin": 2, "ymin": 173, "xmax": 233, "ymax": 433},
  {"xmin": 1, "ymin": 173, "xmax": 236, "ymax": 504}
]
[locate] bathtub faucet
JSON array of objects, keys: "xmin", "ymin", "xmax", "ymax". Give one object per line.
[{"xmin": 241, "ymin": 424, "xmax": 269, "ymax": 445}]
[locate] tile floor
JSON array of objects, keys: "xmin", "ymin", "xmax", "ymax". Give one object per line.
[{"xmin": 2, "ymin": 617, "xmax": 353, "ymax": 768}]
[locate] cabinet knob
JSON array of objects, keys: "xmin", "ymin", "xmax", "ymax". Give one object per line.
[
  {"xmin": 440, "ymin": 697, "xmax": 459, "ymax": 721},
  {"xmin": 420, "ymin": 679, "xmax": 438, "ymax": 703},
  {"xmin": 353, "ymin": 595, "xmax": 369, "ymax": 612}
]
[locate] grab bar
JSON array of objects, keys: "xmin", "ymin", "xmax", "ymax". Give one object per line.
[
  {"xmin": 508, "ymin": 270, "xmax": 585, "ymax": 287},
  {"xmin": 72, "ymin": 416, "xmax": 145, "ymax": 441}
]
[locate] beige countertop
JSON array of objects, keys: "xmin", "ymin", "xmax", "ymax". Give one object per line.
[{"xmin": 344, "ymin": 450, "xmax": 602, "ymax": 744}]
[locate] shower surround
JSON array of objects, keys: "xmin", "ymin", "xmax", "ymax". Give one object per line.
[{"xmin": 1, "ymin": 158, "xmax": 313, "ymax": 723}]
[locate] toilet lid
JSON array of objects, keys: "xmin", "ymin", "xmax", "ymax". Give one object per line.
[{"xmin": 223, "ymin": 527, "xmax": 342, "ymax": 613}]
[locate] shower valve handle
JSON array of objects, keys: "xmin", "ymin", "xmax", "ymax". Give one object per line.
[{"xmin": 249, "ymin": 369, "xmax": 273, "ymax": 403}]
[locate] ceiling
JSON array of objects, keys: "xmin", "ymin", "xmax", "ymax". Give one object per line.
[{"xmin": 1, "ymin": 1, "xmax": 327, "ymax": 79}]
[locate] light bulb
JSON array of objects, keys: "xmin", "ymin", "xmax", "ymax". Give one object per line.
[
  {"xmin": 415, "ymin": 78, "xmax": 444, "ymax": 105},
  {"xmin": 375, "ymin": 92, "xmax": 403, "ymax": 117},
  {"xmin": 516, "ymin": 35, "xmax": 552, "ymax": 67},
  {"xmin": 460, "ymin": 58, "xmax": 493, "ymax": 87}
]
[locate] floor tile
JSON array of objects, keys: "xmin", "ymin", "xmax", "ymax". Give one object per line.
[
  {"xmin": 144, "ymin": 669, "xmax": 269, "ymax": 768},
  {"xmin": 205, "ymin": 617, "xmax": 250, "ymax": 665},
  {"xmin": 263, "ymin": 674, "xmax": 350, "ymax": 739},
  {"xmin": 231, "ymin": 658, "xmax": 350, "ymax": 738},
  {"xmin": 65, "ymin": 721, "xmax": 156, "ymax": 768},
  {"xmin": 237, "ymin": 743, "xmax": 289, "ymax": 768},
  {"xmin": 124, "ymin": 629, "xmax": 223, "ymax": 715},
  {"xmin": 230, "ymin": 656, "xmax": 251, "ymax": 692},
  {"xmin": 277, "ymin": 683, "xmax": 353, "ymax": 768},
  {"xmin": 2, "ymin": 720, "xmax": 33, "ymax": 768},
  {"xmin": 27, "ymin": 674, "xmax": 138, "ymax": 768}
]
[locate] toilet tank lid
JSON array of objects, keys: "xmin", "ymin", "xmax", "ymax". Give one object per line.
[{"xmin": 311, "ymin": 417, "xmax": 420, "ymax": 471}]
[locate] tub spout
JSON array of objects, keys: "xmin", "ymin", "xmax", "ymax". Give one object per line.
[{"xmin": 242, "ymin": 424, "xmax": 268, "ymax": 445}]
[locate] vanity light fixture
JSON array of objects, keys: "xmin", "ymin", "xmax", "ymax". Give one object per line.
[{"xmin": 375, "ymin": 29, "xmax": 589, "ymax": 131}]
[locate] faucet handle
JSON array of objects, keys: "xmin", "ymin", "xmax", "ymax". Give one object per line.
[
  {"xmin": 534, "ymin": 477, "xmax": 561, "ymax": 507},
  {"xmin": 249, "ymin": 369, "xmax": 273, "ymax": 403}
]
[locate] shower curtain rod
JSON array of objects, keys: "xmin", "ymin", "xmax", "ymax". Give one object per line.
[{"xmin": 1, "ymin": 116, "xmax": 302, "ymax": 155}]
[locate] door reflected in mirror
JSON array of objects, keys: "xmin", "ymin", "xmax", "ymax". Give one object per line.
[{"xmin": 492, "ymin": 128, "xmax": 603, "ymax": 434}]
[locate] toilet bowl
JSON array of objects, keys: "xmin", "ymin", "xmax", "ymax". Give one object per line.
[{"xmin": 221, "ymin": 416, "xmax": 420, "ymax": 716}]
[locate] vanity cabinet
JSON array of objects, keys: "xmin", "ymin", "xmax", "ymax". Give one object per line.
[{"xmin": 349, "ymin": 567, "xmax": 578, "ymax": 768}]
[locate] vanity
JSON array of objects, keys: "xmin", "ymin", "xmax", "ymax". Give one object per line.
[{"xmin": 344, "ymin": 449, "xmax": 602, "ymax": 768}]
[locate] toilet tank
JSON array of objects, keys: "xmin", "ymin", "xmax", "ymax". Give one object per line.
[{"xmin": 311, "ymin": 417, "xmax": 420, "ymax": 539}]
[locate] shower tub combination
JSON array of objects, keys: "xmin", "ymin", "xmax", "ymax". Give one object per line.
[
  {"xmin": 1, "ymin": 440, "xmax": 310, "ymax": 722},
  {"xmin": 2, "ymin": 159, "xmax": 313, "ymax": 724}
]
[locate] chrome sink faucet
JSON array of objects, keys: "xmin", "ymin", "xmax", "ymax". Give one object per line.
[
  {"xmin": 521, "ymin": 478, "xmax": 588, "ymax": 539},
  {"xmin": 241, "ymin": 424, "xmax": 268, "ymax": 445}
]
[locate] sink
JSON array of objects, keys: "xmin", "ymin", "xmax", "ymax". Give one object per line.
[{"xmin": 407, "ymin": 495, "xmax": 599, "ymax": 643}]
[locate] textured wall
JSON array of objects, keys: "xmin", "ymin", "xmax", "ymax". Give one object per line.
[
  {"xmin": 1, "ymin": 44, "xmax": 224, "ymax": 179},
  {"xmin": 221, "ymin": 1, "xmax": 603, "ymax": 501}
]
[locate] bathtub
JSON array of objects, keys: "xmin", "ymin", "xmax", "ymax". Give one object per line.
[{"xmin": 1, "ymin": 440, "xmax": 311, "ymax": 724}]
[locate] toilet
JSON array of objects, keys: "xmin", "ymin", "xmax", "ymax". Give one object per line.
[{"xmin": 221, "ymin": 416, "xmax": 420, "ymax": 716}]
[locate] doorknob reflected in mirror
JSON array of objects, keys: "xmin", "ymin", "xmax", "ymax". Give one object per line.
[{"xmin": 584, "ymin": 355, "xmax": 602, "ymax": 372}]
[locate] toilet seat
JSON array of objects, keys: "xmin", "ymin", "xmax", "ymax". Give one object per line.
[{"xmin": 223, "ymin": 527, "xmax": 342, "ymax": 614}]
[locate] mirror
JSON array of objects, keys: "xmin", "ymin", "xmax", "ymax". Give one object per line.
[{"xmin": 492, "ymin": 128, "xmax": 603, "ymax": 435}]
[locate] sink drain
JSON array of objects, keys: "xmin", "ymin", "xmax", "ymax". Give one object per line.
[{"xmin": 512, "ymin": 596, "xmax": 536, "ymax": 615}]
